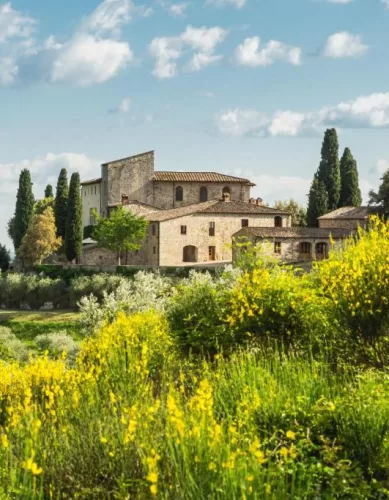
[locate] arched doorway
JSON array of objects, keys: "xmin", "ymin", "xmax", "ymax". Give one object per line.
[
  {"xmin": 315, "ymin": 242, "xmax": 328, "ymax": 260},
  {"xmin": 183, "ymin": 245, "xmax": 198, "ymax": 263},
  {"xmin": 298, "ymin": 242, "xmax": 312, "ymax": 259}
]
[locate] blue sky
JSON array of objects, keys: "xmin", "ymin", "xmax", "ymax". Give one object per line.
[{"xmin": 1, "ymin": 0, "xmax": 389, "ymax": 247}]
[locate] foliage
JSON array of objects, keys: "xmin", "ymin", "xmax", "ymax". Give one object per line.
[
  {"xmin": 65, "ymin": 172, "xmax": 83, "ymax": 262},
  {"xmin": 315, "ymin": 216, "xmax": 389, "ymax": 367},
  {"xmin": 7, "ymin": 217, "xmax": 15, "ymax": 249},
  {"xmin": 34, "ymin": 196, "xmax": 55, "ymax": 215},
  {"xmin": 0, "ymin": 244, "xmax": 11, "ymax": 272},
  {"xmin": 306, "ymin": 175, "xmax": 328, "ymax": 226},
  {"xmin": 12, "ymin": 168, "xmax": 35, "ymax": 249},
  {"xmin": 83, "ymin": 225, "xmax": 95, "ymax": 239},
  {"xmin": 0, "ymin": 326, "xmax": 29, "ymax": 362},
  {"xmin": 54, "ymin": 168, "xmax": 68, "ymax": 240},
  {"xmin": 92, "ymin": 205, "xmax": 149, "ymax": 265},
  {"xmin": 339, "ymin": 147, "xmax": 362, "ymax": 207},
  {"xmin": 17, "ymin": 208, "xmax": 62, "ymax": 267},
  {"xmin": 369, "ymin": 169, "xmax": 389, "ymax": 215},
  {"xmin": 317, "ymin": 128, "xmax": 341, "ymax": 211},
  {"xmin": 274, "ymin": 199, "xmax": 307, "ymax": 226},
  {"xmin": 44, "ymin": 185, "xmax": 53, "ymax": 198},
  {"xmin": 35, "ymin": 331, "xmax": 79, "ymax": 361}
]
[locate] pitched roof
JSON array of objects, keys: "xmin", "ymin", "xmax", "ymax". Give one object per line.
[
  {"xmin": 318, "ymin": 206, "xmax": 382, "ymax": 220},
  {"xmin": 107, "ymin": 200, "xmax": 161, "ymax": 211},
  {"xmin": 101, "ymin": 150, "xmax": 154, "ymax": 167},
  {"xmin": 146, "ymin": 200, "xmax": 289, "ymax": 222},
  {"xmin": 153, "ymin": 171, "xmax": 255, "ymax": 185},
  {"xmin": 234, "ymin": 226, "xmax": 352, "ymax": 239},
  {"xmin": 81, "ymin": 178, "xmax": 102, "ymax": 186}
]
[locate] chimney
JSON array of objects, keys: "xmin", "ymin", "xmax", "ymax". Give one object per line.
[
  {"xmin": 249, "ymin": 198, "xmax": 256, "ymax": 205},
  {"xmin": 256, "ymin": 197, "xmax": 263, "ymax": 206},
  {"xmin": 222, "ymin": 192, "xmax": 231, "ymax": 202},
  {"xmin": 121, "ymin": 194, "xmax": 129, "ymax": 205}
]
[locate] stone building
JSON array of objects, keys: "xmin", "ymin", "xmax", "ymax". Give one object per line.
[{"xmin": 318, "ymin": 206, "xmax": 382, "ymax": 230}]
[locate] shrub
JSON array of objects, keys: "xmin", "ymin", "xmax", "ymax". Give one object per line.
[
  {"xmin": 35, "ymin": 331, "xmax": 79, "ymax": 361},
  {"xmin": 0, "ymin": 326, "xmax": 29, "ymax": 362}
]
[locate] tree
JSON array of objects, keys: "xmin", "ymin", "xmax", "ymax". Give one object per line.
[
  {"xmin": 35, "ymin": 196, "xmax": 55, "ymax": 215},
  {"xmin": 54, "ymin": 168, "xmax": 69, "ymax": 239},
  {"xmin": 65, "ymin": 172, "xmax": 83, "ymax": 262},
  {"xmin": 44, "ymin": 184, "xmax": 53, "ymax": 198},
  {"xmin": 0, "ymin": 244, "xmax": 11, "ymax": 272},
  {"xmin": 274, "ymin": 199, "xmax": 307, "ymax": 227},
  {"xmin": 369, "ymin": 169, "xmax": 389, "ymax": 215},
  {"xmin": 307, "ymin": 176, "xmax": 328, "ymax": 227},
  {"xmin": 7, "ymin": 217, "xmax": 16, "ymax": 248},
  {"xmin": 339, "ymin": 148, "xmax": 362, "ymax": 207},
  {"xmin": 16, "ymin": 207, "xmax": 62, "ymax": 267},
  {"xmin": 317, "ymin": 128, "xmax": 341, "ymax": 210},
  {"xmin": 13, "ymin": 169, "xmax": 35, "ymax": 249},
  {"xmin": 92, "ymin": 205, "xmax": 149, "ymax": 265}
]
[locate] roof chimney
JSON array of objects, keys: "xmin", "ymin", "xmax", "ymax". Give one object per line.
[
  {"xmin": 222, "ymin": 192, "xmax": 231, "ymax": 202},
  {"xmin": 121, "ymin": 194, "xmax": 129, "ymax": 205},
  {"xmin": 249, "ymin": 197, "xmax": 256, "ymax": 205},
  {"xmin": 256, "ymin": 197, "xmax": 263, "ymax": 206}
]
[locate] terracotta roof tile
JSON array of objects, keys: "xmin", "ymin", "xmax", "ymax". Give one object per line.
[
  {"xmin": 236, "ymin": 227, "xmax": 353, "ymax": 239},
  {"xmin": 81, "ymin": 178, "xmax": 102, "ymax": 186},
  {"xmin": 318, "ymin": 206, "xmax": 382, "ymax": 220},
  {"xmin": 153, "ymin": 171, "xmax": 255, "ymax": 185}
]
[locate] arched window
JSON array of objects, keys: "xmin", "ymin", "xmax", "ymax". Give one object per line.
[
  {"xmin": 299, "ymin": 242, "xmax": 312, "ymax": 257},
  {"xmin": 175, "ymin": 186, "xmax": 183, "ymax": 202},
  {"xmin": 222, "ymin": 186, "xmax": 230, "ymax": 195},
  {"xmin": 274, "ymin": 216, "xmax": 283, "ymax": 227},
  {"xmin": 315, "ymin": 242, "xmax": 328, "ymax": 260},
  {"xmin": 200, "ymin": 186, "xmax": 208, "ymax": 202}
]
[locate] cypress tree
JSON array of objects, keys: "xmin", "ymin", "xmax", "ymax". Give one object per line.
[
  {"xmin": 317, "ymin": 128, "xmax": 341, "ymax": 210},
  {"xmin": 65, "ymin": 172, "xmax": 83, "ymax": 262},
  {"xmin": 369, "ymin": 169, "xmax": 389, "ymax": 215},
  {"xmin": 339, "ymin": 148, "xmax": 362, "ymax": 207},
  {"xmin": 13, "ymin": 169, "xmax": 35, "ymax": 249},
  {"xmin": 307, "ymin": 176, "xmax": 328, "ymax": 227},
  {"xmin": 45, "ymin": 184, "xmax": 54, "ymax": 198},
  {"xmin": 54, "ymin": 169, "xmax": 68, "ymax": 239}
]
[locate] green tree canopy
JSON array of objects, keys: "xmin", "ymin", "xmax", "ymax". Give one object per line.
[
  {"xmin": 307, "ymin": 176, "xmax": 328, "ymax": 227},
  {"xmin": 317, "ymin": 128, "xmax": 341, "ymax": 210},
  {"xmin": 369, "ymin": 169, "xmax": 389, "ymax": 215},
  {"xmin": 65, "ymin": 172, "xmax": 83, "ymax": 262},
  {"xmin": 339, "ymin": 148, "xmax": 362, "ymax": 207},
  {"xmin": 92, "ymin": 205, "xmax": 149, "ymax": 265},
  {"xmin": 44, "ymin": 184, "xmax": 54, "ymax": 198},
  {"xmin": 0, "ymin": 244, "xmax": 11, "ymax": 272},
  {"xmin": 274, "ymin": 199, "xmax": 307, "ymax": 227},
  {"xmin": 35, "ymin": 196, "xmax": 55, "ymax": 215},
  {"xmin": 54, "ymin": 168, "xmax": 69, "ymax": 239},
  {"xmin": 16, "ymin": 207, "xmax": 62, "ymax": 267},
  {"xmin": 13, "ymin": 169, "xmax": 35, "ymax": 249}
]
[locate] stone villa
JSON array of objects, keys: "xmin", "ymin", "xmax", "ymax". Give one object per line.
[{"xmin": 79, "ymin": 150, "xmax": 372, "ymax": 267}]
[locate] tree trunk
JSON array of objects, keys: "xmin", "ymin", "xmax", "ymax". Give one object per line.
[{"xmin": 118, "ymin": 252, "xmax": 121, "ymax": 266}]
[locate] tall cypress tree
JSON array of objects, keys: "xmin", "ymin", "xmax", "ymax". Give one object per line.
[
  {"xmin": 45, "ymin": 184, "xmax": 54, "ymax": 198},
  {"xmin": 339, "ymin": 148, "xmax": 362, "ymax": 207},
  {"xmin": 307, "ymin": 176, "xmax": 328, "ymax": 227},
  {"xmin": 54, "ymin": 169, "xmax": 69, "ymax": 239},
  {"xmin": 65, "ymin": 172, "xmax": 83, "ymax": 262},
  {"xmin": 13, "ymin": 169, "xmax": 35, "ymax": 249},
  {"xmin": 317, "ymin": 128, "xmax": 341, "ymax": 210}
]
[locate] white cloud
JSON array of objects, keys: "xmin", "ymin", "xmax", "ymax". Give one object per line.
[
  {"xmin": 0, "ymin": 2, "xmax": 37, "ymax": 44},
  {"xmin": 85, "ymin": 0, "xmax": 133, "ymax": 35},
  {"xmin": 0, "ymin": 56, "xmax": 18, "ymax": 85},
  {"xmin": 215, "ymin": 91, "xmax": 389, "ymax": 137},
  {"xmin": 234, "ymin": 36, "xmax": 302, "ymax": 67},
  {"xmin": 374, "ymin": 159, "xmax": 389, "ymax": 175},
  {"xmin": 323, "ymin": 32, "xmax": 368, "ymax": 58},
  {"xmin": 327, "ymin": 0, "xmax": 353, "ymax": 3},
  {"xmin": 149, "ymin": 25, "xmax": 227, "ymax": 78},
  {"xmin": 206, "ymin": 0, "xmax": 246, "ymax": 8},
  {"xmin": 0, "ymin": 152, "xmax": 100, "ymax": 247},
  {"xmin": 250, "ymin": 174, "xmax": 312, "ymax": 206},
  {"xmin": 108, "ymin": 97, "xmax": 131, "ymax": 114},
  {"xmin": 50, "ymin": 34, "xmax": 132, "ymax": 86},
  {"xmin": 170, "ymin": 2, "xmax": 190, "ymax": 16}
]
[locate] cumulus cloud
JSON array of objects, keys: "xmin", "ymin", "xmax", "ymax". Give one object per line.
[
  {"xmin": 234, "ymin": 36, "xmax": 302, "ymax": 67},
  {"xmin": 215, "ymin": 92, "xmax": 389, "ymax": 137},
  {"xmin": 169, "ymin": 2, "xmax": 190, "ymax": 16},
  {"xmin": 0, "ymin": 2, "xmax": 37, "ymax": 44},
  {"xmin": 149, "ymin": 25, "xmax": 227, "ymax": 78},
  {"xmin": 0, "ymin": 56, "xmax": 18, "ymax": 84},
  {"xmin": 323, "ymin": 32, "xmax": 368, "ymax": 58},
  {"xmin": 206, "ymin": 0, "xmax": 246, "ymax": 8},
  {"xmin": 0, "ymin": 152, "xmax": 100, "ymax": 246}
]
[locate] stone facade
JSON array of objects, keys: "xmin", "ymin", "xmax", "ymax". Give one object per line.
[{"xmin": 81, "ymin": 181, "xmax": 102, "ymax": 228}]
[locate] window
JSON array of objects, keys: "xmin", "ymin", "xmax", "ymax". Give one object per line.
[
  {"xmin": 274, "ymin": 216, "xmax": 283, "ymax": 228},
  {"xmin": 299, "ymin": 242, "xmax": 312, "ymax": 255},
  {"xmin": 153, "ymin": 246, "xmax": 156, "ymax": 254},
  {"xmin": 209, "ymin": 246, "xmax": 216, "ymax": 261},
  {"xmin": 94, "ymin": 185, "xmax": 97, "ymax": 195},
  {"xmin": 181, "ymin": 225, "xmax": 187, "ymax": 235},
  {"xmin": 274, "ymin": 241, "xmax": 281, "ymax": 254},
  {"xmin": 89, "ymin": 208, "xmax": 96, "ymax": 226},
  {"xmin": 200, "ymin": 186, "xmax": 208, "ymax": 202},
  {"xmin": 222, "ymin": 186, "xmax": 230, "ymax": 195},
  {"xmin": 152, "ymin": 225, "xmax": 156, "ymax": 236},
  {"xmin": 241, "ymin": 219, "xmax": 249, "ymax": 227},
  {"xmin": 209, "ymin": 222, "xmax": 215, "ymax": 236},
  {"xmin": 175, "ymin": 186, "xmax": 183, "ymax": 202}
]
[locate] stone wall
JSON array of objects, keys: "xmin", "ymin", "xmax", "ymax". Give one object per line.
[
  {"xmin": 153, "ymin": 182, "xmax": 251, "ymax": 209},
  {"xmin": 81, "ymin": 182, "xmax": 101, "ymax": 229},
  {"xmin": 101, "ymin": 151, "xmax": 155, "ymax": 214},
  {"xmin": 158, "ymin": 213, "xmax": 291, "ymax": 266},
  {"xmin": 319, "ymin": 218, "xmax": 366, "ymax": 230}
]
